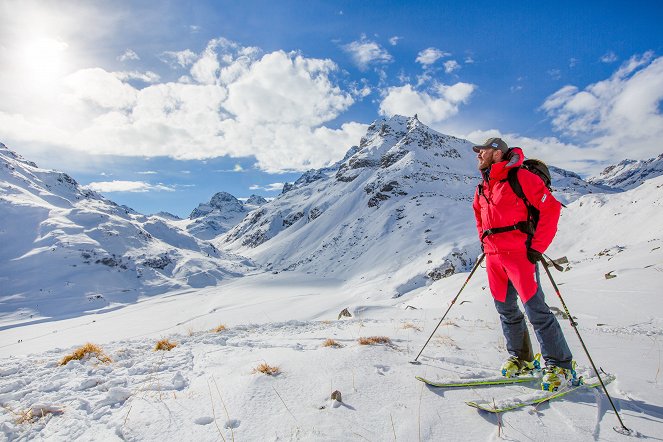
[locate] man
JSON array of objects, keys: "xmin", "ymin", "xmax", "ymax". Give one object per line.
[{"xmin": 471, "ymin": 137, "xmax": 574, "ymax": 391}]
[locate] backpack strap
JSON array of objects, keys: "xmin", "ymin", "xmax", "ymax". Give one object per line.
[
  {"xmin": 507, "ymin": 167, "xmax": 527, "ymax": 204},
  {"xmin": 505, "ymin": 167, "xmax": 538, "ymax": 249}
]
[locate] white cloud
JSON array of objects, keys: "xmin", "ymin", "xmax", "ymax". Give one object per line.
[
  {"xmin": 62, "ymin": 68, "xmax": 137, "ymax": 109},
  {"xmin": 548, "ymin": 69, "xmax": 561, "ymax": 80},
  {"xmin": 0, "ymin": 38, "xmax": 366, "ymax": 173},
  {"xmin": 161, "ymin": 49, "xmax": 198, "ymax": 68},
  {"xmin": 350, "ymin": 80, "xmax": 372, "ymax": 99},
  {"xmin": 137, "ymin": 170, "xmax": 158, "ymax": 175},
  {"xmin": 542, "ymin": 52, "xmax": 663, "ymax": 162},
  {"xmin": 342, "ymin": 35, "xmax": 392, "ymax": 71},
  {"xmin": 83, "ymin": 180, "xmax": 175, "ymax": 193},
  {"xmin": 117, "ymin": 49, "xmax": 139, "ymax": 62},
  {"xmin": 415, "ymin": 48, "xmax": 450, "ymax": 66},
  {"xmin": 443, "ymin": 60, "xmax": 460, "ymax": 74},
  {"xmin": 190, "ymin": 25, "xmax": 201, "ymax": 33},
  {"xmin": 389, "ymin": 36, "xmax": 402, "ymax": 46},
  {"xmin": 600, "ymin": 51, "xmax": 618, "ymax": 63},
  {"xmin": 224, "ymin": 50, "xmax": 353, "ymax": 125},
  {"xmin": 250, "ymin": 182, "xmax": 284, "ymax": 192},
  {"xmin": 464, "ymin": 129, "xmax": 603, "ymax": 176},
  {"xmin": 378, "ymin": 82, "xmax": 475, "ymax": 126},
  {"xmin": 464, "ymin": 56, "xmax": 475, "ymax": 64},
  {"xmin": 114, "ymin": 70, "xmax": 161, "ymax": 83}
]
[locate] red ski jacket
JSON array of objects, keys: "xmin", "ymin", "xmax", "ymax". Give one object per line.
[{"xmin": 472, "ymin": 148, "xmax": 561, "ymax": 255}]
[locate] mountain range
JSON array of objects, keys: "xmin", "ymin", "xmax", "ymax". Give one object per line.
[
  {"xmin": 1, "ymin": 115, "xmax": 661, "ymax": 322},
  {"xmin": 0, "ymin": 143, "xmax": 254, "ymax": 325}
]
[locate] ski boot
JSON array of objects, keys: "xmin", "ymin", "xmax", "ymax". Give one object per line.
[
  {"xmin": 541, "ymin": 361, "xmax": 579, "ymax": 391},
  {"xmin": 501, "ymin": 353, "xmax": 541, "ymax": 378}
]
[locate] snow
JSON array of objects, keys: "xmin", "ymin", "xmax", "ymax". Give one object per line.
[{"xmin": 2, "ymin": 125, "xmax": 663, "ymax": 440}]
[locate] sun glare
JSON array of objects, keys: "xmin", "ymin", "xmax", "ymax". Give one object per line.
[{"xmin": 16, "ymin": 35, "xmax": 70, "ymax": 86}]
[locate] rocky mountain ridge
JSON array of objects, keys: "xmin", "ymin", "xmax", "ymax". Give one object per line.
[{"xmin": 589, "ymin": 153, "xmax": 663, "ymax": 190}]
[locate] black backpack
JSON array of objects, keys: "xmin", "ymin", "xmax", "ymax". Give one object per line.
[
  {"xmin": 506, "ymin": 157, "xmax": 553, "ymax": 244},
  {"xmin": 479, "ymin": 155, "xmax": 553, "ymax": 245},
  {"xmin": 507, "ymin": 158, "xmax": 552, "ymax": 200}
]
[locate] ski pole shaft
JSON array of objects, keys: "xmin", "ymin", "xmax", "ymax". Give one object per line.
[
  {"xmin": 540, "ymin": 260, "xmax": 630, "ymax": 434},
  {"xmin": 412, "ymin": 253, "xmax": 485, "ymax": 363}
]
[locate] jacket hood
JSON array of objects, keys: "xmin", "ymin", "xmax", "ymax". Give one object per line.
[{"xmin": 488, "ymin": 147, "xmax": 525, "ymax": 180}]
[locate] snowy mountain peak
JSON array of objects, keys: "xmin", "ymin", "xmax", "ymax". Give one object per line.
[
  {"xmin": 245, "ymin": 194, "xmax": 268, "ymax": 206},
  {"xmin": 589, "ymin": 153, "xmax": 663, "ymax": 190},
  {"xmin": 190, "ymin": 191, "xmax": 244, "ymax": 219},
  {"xmin": 335, "ymin": 115, "xmax": 467, "ymax": 183}
]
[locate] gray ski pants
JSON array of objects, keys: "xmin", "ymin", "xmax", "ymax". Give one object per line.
[{"xmin": 494, "ymin": 265, "xmax": 573, "ymax": 370}]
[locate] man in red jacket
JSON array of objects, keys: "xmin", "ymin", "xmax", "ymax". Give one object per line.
[{"xmin": 472, "ymin": 137, "xmax": 574, "ymax": 391}]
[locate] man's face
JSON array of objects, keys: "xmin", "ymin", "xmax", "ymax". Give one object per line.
[{"xmin": 477, "ymin": 148, "xmax": 502, "ymax": 170}]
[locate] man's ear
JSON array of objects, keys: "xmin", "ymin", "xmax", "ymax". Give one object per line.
[{"xmin": 493, "ymin": 149, "xmax": 504, "ymax": 162}]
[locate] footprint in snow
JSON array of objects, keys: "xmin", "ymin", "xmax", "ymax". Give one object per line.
[
  {"xmin": 374, "ymin": 364, "xmax": 390, "ymax": 375},
  {"xmin": 225, "ymin": 419, "xmax": 240, "ymax": 429},
  {"xmin": 194, "ymin": 416, "xmax": 214, "ymax": 425}
]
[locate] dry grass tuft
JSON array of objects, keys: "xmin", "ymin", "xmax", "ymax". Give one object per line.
[
  {"xmin": 435, "ymin": 335, "xmax": 460, "ymax": 349},
  {"xmin": 211, "ymin": 324, "xmax": 227, "ymax": 333},
  {"xmin": 60, "ymin": 343, "xmax": 112, "ymax": 365},
  {"xmin": 154, "ymin": 339, "xmax": 177, "ymax": 351},
  {"xmin": 252, "ymin": 362, "xmax": 280, "ymax": 376},
  {"xmin": 358, "ymin": 336, "xmax": 392, "ymax": 346},
  {"xmin": 15, "ymin": 405, "xmax": 63, "ymax": 424},
  {"xmin": 322, "ymin": 338, "xmax": 343, "ymax": 348},
  {"xmin": 402, "ymin": 322, "xmax": 422, "ymax": 331}
]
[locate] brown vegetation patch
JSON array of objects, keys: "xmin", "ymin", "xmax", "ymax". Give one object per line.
[
  {"xmin": 402, "ymin": 322, "xmax": 422, "ymax": 331},
  {"xmin": 322, "ymin": 338, "xmax": 343, "ymax": 348},
  {"xmin": 154, "ymin": 339, "xmax": 177, "ymax": 351},
  {"xmin": 14, "ymin": 405, "xmax": 63, "ymax": 424},
  {"xmin": 252, "ymin": 362, "xmax": 280, "ymax": 376},
  {"xmin": 358, "ymin": 336, "xmax": 392, "ymax": 346},
  {"xmin": 211, "ymin": 324, "xmax": 227, "ymax": 333},
  {"xmin": 59, "ymin": 343, "xmax": 112, "ymax": 365}
]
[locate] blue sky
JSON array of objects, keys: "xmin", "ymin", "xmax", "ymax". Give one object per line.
[{"xmin": 1, "ymin": 0, "xmax": 662, "ymax": 217}]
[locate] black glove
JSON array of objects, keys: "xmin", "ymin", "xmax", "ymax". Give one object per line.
[{"xmin": 527, "ymin": 248, "xmax": 543, "ymax": 264}]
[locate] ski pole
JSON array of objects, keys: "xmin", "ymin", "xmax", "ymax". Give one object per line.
[
  {"xmin": 410, "ymin": 253, "xmax": 485, "ymax": 364},
  {"xmin": 540, "ymin": 260, "xmax": 631, "ymax": 435}
]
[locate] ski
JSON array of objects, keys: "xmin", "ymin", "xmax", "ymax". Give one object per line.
[
  {"xmin": 465, "ymin": 373, "xmax": 616, "ymax": 413},
  {"xmin": 416, "ymin": 374, "xmax": 539, "ymax": 388}
]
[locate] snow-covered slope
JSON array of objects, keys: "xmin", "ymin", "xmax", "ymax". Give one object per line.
[
  {"xmin": 220, "ymin": 115, "xmax": 609, "ymax": 297},
  {"xmin": 589, "ymin": 153, "xmax": 663, "ymax": 190},
  {"xmin": 0, "ymin": 143, "xmax": 254, "ymax": 325},
  {"xmin": 1, "ymin": 174, "xmax": 661, "ymax": 441},
  {"xmin": 548, "ymin": 165, "xmax": 616, "ymax": 204}
]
